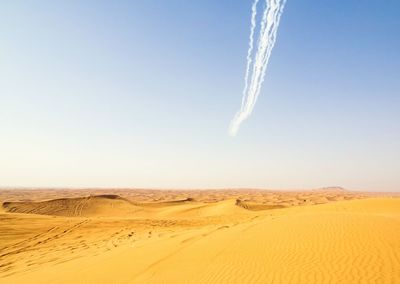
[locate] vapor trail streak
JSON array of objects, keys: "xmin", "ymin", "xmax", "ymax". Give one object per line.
[
  {"xmin": 229, "ymin": 0, "xmax": 286, "ymax": 136},
  {"xmin": 241, "ymin": 0, "xmax": 260, "ymax": 108}
]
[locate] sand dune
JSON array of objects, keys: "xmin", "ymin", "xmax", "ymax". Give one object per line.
[
  {"xmin": 1, "ymin": 195, "xmax": 250, "ymax": 220},
  {"xmin": 0, "ymin": 189, "xmax": 399, "ymax": 283},
  {"xmin": 2, "ymin": 195, "xmax": 142, "ymax": 217}
]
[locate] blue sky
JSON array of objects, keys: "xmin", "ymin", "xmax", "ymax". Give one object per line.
[{"xmin": 1, "ymin": 0, "xmax": 399, "ymax": 191}]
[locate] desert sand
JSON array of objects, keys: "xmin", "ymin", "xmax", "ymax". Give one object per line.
[{"xmin": 1, "ymin": 188, "xmax": 399, "ymax": 283}]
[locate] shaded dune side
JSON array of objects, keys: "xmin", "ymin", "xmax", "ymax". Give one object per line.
[
  {"xmin": 235, "ymin": 199, "xmax": 285, "ymax": 211},
  {"xmin": 133, "ymin": 198, "xmax": 195, "ymax": 208},
  {"xmin": 2, "ymin": 195, "xmax": 142, "ymax": 217}
]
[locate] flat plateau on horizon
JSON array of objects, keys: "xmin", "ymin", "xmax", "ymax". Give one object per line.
[{"xmin": 1, "ymin": 188, "xmax": 399, "ymax": 283}]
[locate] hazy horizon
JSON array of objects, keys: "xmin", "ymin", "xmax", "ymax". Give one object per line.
[{"xmin": 1, "ymin": 0, "xmax": 399, "ymax": 191}]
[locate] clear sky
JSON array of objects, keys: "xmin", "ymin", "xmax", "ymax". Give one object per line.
[{"xmin": 1, "ymin": 0, "xmax": 399, "ymax": 191}]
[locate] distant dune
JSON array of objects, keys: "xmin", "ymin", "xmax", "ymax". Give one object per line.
[
  {"xmin": 0, "ymin": 189, "xmax": 399, "ymax": 283},
  {"xmin": 3, "ymin": 195, "xmax": 141, "ymax": 217}
]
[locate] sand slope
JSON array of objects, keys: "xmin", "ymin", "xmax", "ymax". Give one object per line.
[{"xmin": 1, "ymin": 196, "xmax": 399, "ymax": 283}]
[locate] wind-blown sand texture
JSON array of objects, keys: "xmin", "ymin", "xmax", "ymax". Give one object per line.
[{"xmin": 1, "ymin": 188, "xmax": 399, "ymax": 283}]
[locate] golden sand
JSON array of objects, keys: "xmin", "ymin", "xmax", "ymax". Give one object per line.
[{"xmin": 0, "ymin": 189, "xmax": 399, "ymax": 283}]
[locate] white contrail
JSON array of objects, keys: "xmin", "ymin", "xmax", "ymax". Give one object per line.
[
  {"xmin": 229, "ymin": 0, "xmax": 286, "ymax": 136},
  {"xmin": 241, "ymin": 0, "xmax": 260, "ymax": 108}
]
